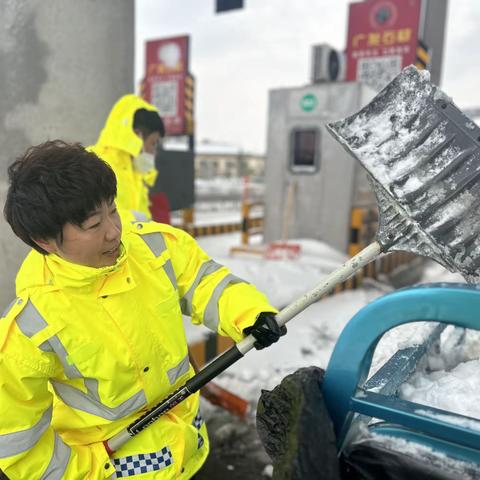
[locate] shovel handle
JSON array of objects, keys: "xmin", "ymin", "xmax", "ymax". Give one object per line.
[
  {"xmin": 105, "ymin": 241, "xmax": 382, "ymax": 453},
  {"xmin": 188, "ymin": 348, "xmax": 250, "ymax": 418}
]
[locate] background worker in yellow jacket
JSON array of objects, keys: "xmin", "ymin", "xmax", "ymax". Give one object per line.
[
  {"xmin": 0, "ymin": 140, "xmax": 285, "ymax": 479},
  {"xmin": 90, "ymin": 94, "xmax": 165, "ymax": 221}
]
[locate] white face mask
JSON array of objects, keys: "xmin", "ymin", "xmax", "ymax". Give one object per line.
[{"xmin": 133, "ymin": 151, "xmax": 155, "ymax": 173}]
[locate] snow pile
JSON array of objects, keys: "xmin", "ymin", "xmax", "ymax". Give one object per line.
[
  {"xmin": 399, "ymin": 323, "xmax": 480, "ymax": 420},
  {"xmin": 198, "ymin": 236, "xmax": 348, "ymax": 308},
  {"xmin": 402, "ymin": 358, "xmax": 480, "ymax": 419}
]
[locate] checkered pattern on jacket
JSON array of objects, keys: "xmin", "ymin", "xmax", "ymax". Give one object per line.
[
  {"xmin": 113, "ymin": 447, "xmax": 173, "ymax": 477},
  {"xmin": 192, "ymin": 411, "xmax": 205, "ymax": 450},
  {"xmin": 192, "ymin": 411, "xmax": 203, "ymax": 430}
]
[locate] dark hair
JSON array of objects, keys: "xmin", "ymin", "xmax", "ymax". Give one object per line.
[
  {"xmin": 4, "ymin": 140, "xmax": 117, "ymax": 254},
  {"xmin": 133, "ymin": 108, "xmax": 165, "ymax": 138}
]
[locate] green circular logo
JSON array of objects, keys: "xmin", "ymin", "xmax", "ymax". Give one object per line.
[{"xmin": 300, "ymin": 93, "xmax": 317, "ymax": 112}]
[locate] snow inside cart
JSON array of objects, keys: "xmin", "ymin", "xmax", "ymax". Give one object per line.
[{"xmin": 323, "ymin": 283, "xmax": 480, "ymax": 479}]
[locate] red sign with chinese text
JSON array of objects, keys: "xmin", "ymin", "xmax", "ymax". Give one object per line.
[
  {"xmin": 346, "ymin": 0, "xmax": 421, "ymax": 91},
  {"xmin": 143, "ymin": 36, "xmax": 190, "ymax": 136}
]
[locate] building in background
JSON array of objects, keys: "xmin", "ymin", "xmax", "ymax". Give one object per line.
[
  {"xmin": 196, "ymin": 142, "xmax": 265, "ymax": 179},
  {"xmin": 164, "ymin": 140, "xmax": 265, "ymax": 179},
  {"xmin": 264, "ymin": 82, "xmax": 376, "ymax": 253}
]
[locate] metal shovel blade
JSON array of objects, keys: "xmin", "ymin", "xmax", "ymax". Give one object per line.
[{"xmin": 327, "ymin": 65, "xmax": 480, "ymax": 283}]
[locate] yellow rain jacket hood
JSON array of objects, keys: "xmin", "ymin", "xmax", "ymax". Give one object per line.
[
  {"xmin": 90, "ymin": 95, "xmax": 160, "ymax": 219},
  {"xmin": 0, "ymin": 220, "xmax": 276, "ymax": 479}
]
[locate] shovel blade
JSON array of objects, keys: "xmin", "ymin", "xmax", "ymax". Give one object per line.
[{"xmin": 327, "ymin": 66, "xmax": 480, "ymax": 283}]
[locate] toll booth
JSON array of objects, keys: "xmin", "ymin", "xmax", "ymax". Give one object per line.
[{"xmin": 264, "ymin": 82, "xmax": 376, "ymax": 253}]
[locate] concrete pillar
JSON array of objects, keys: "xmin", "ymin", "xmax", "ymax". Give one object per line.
[{"xmin": 0, "ymin": 0, "xmax": 134, "ymax": 310}]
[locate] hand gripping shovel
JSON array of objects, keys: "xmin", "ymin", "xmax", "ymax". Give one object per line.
[{"xmin": 105, "ymin": 66, "xmax": 480, "ymax": 453}]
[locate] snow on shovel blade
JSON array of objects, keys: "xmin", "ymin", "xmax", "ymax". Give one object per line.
[{"xmin": 327, "ymin": 65, "xmax": 480, "ymax": 283}]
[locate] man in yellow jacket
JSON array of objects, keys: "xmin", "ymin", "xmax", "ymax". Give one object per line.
[
  {"xmin": 0, "ymin": 141, "xmax": 285, "ymax": 479},
  {"xmin": 90, "ymin": 95, "xmax": 165, "ymax": 221}
]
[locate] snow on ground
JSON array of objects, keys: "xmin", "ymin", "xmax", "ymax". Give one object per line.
[{"xmin": 184, "ymin": 232, "xmax": 480, "ymax": 423}]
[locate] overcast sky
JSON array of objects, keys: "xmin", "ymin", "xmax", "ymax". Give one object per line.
[{"xmin": 135, "ymin": 0, "xmax": 480, "ymax": 154}]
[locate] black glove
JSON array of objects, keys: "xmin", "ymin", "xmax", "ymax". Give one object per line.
[{"xmin": 243, "ymin": 312, "xmax": 287, "ymax": 350}]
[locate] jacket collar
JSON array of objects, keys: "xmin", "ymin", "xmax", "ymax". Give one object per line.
[
  {"xmin": 16, "ymin": 232, "xmax": 136, "ymax": 298},
  {"xmin": 44, "ymin": 243, "xmax": 128, "ymax": 290}
]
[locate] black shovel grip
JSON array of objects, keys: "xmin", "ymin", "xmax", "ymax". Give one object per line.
[
  {"xmin": 125, "ymin": 345, "xmax": 244, "ymax": 436},
  {"xmin": 186, "ymin": 345, "xmax": 243, "ymax": 393}
]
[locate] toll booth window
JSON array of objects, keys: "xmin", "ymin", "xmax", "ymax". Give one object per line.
[{"xmin": 290, "ymin": 128, "xmax": 320, "ymax": 173}]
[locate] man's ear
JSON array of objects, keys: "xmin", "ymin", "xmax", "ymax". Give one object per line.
[{"xmin": 33, "ymin": 238, "xmax": 58, "ymax": 254}]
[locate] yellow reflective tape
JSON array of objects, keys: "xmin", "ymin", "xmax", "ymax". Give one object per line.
[{"xmin": 148, "ymin": 248, "xmax": 171, "ymax": 271}]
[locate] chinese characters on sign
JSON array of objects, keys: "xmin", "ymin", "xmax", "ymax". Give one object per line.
[
  {"xmin": 142, "ymin": 36, "xmax": 193, "ymax": 136},
  {"xmin": 351, "ymin": 28, "xmax": 412, "ymax": 49},
  {"xmin": 346, "ymin": 0, "xmax": 421, "ymax": 92}
]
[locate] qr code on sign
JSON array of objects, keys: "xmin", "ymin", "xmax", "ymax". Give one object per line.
[
  {"xmin": 357, "ymin": 56, "xmax": 402, "ymax": 92},
  {"xmin": 151, "ymin": 80, "xmax": 178, "ymax": 116}
]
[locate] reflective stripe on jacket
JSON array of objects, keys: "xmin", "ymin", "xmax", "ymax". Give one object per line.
[
  {"xmin": 0, "ymin": 221, "xmax": 276, "ymax": 479},
  {"xmin": 89, "ymin": 95, "xmax": 159, "ymax": 218}
]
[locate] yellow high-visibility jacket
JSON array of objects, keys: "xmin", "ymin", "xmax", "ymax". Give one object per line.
[
  {"xmin": 89, "ymin": 95, "xmax": 159, "ymax": 219},
  {"xmin": 0, "ymin": 221, "xmax": 276, "ymax": 479}
]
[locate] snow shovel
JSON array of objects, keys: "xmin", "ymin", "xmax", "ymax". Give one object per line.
[{"xmin": 104, "ymin": 65, "xmax": 480, "ymax": 453}]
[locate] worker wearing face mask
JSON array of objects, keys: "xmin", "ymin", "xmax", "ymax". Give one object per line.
[{"xmin": 90, "ymin": 95, "xmax": 165, "ymax": 221}]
